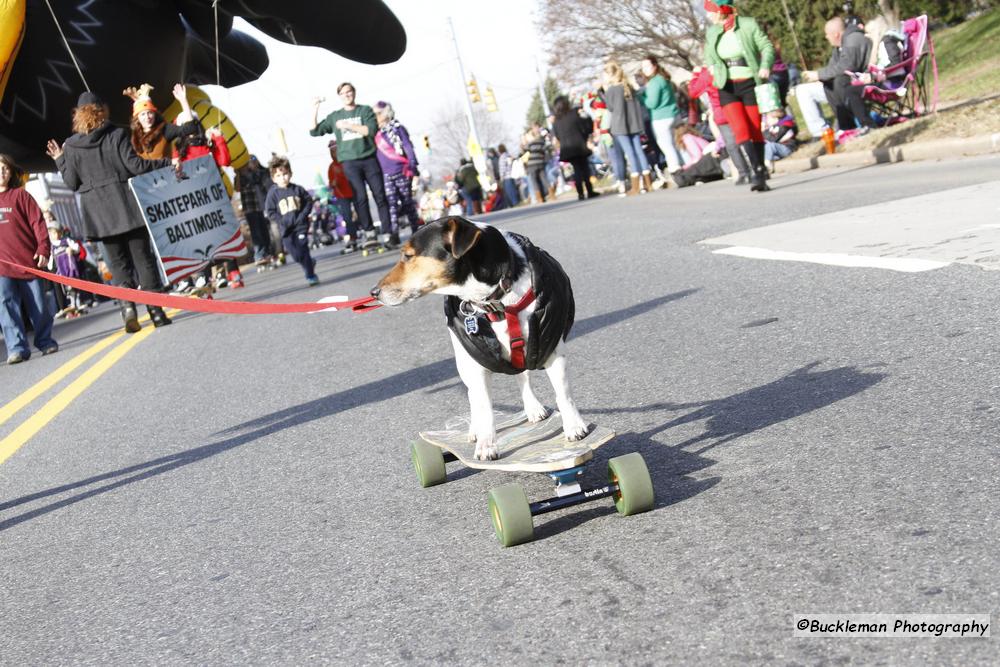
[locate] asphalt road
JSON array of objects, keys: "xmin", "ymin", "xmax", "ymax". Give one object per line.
[{"xmin": 2, "ymin": 156, "xmax": 999, "ymax": 665}]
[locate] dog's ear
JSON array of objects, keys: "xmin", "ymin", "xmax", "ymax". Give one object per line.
[{"xmin": 444, "ymin": 217, "xmax": 482, "ymax": 259}]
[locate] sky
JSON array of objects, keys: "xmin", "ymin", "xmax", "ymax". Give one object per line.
[{"xmin": 203, "ymin": 0, "xmax": 551, "ymax": 183}]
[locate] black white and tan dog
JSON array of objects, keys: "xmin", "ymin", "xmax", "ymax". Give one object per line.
[{"xmin": 371, "ymin": 216, "xmax": 589, "ymax": 460}]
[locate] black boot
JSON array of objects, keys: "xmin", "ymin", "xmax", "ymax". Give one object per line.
[
  {"xmin": 740, "ymin": 141, "xmax": 771, "ymax": 192},
  {"xmin": 148, "ymin": 305, "xmax": 172, "ymax": 328},
  {"xmin": 120, "ymin": 302, "xmax": 141, "ymax": 333},
  {"xmin": 756, "ymin": 142, "xmax": 771, "ymax": 181}
]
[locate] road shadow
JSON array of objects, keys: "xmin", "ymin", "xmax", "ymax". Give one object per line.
[
  {"xmin": 0, "ymin": 415, "xmax": 312, "ymax": 532},
  {"xmin": 0, "ymin": 290, "xmax": 699, "ymax": 530},
  {"xmin": 526, "ymin": 360, "xmax": 887, "ymax": 541},
  {"xmin": 588, "ymin": 361, "xmax": 887, "ymax": 454}
]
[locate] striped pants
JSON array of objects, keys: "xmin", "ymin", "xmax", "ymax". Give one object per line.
[{"xmin": 383, "ymin": 171, "xmax": 420, "ymax": 234}]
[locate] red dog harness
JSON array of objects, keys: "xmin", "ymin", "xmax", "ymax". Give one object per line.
[{"xmin": 485, "ymin": 287, "xmax": 536, "ymax": 369}]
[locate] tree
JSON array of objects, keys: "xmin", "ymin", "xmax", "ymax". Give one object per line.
[
  {"xmin": 743, "ymin": 0, "xmax": 993, "ymax": 70},
  {"xmin": 525, "ymin": 76, "xmax": 565, "ymax": 129},
  {"xmin": 741, "ymin": 0, "xmax": 882, "ymax": 69},
  {"xmin": 538, "ymin": 0, "xmax": 705, "ymax": 88},
  {"xmin": 423, "ymin": 101, "xmax": 512, "ymax": 183}
]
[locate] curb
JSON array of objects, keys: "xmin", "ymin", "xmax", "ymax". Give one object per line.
[{"xmin": 773, "ymin": 133, "xmax": 1000, "ymax": 174}]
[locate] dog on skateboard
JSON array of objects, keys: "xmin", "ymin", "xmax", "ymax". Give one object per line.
[{"xmin": 371, "ymin": 216, "xmax": 588, "ymax": 461}]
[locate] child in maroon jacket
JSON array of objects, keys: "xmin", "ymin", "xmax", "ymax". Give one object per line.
[{"xmin": 0, "ymin": 154, "xmax": 58, "ymax": 363}]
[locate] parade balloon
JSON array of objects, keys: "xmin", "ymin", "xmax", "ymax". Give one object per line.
[{"xmin": 0, "ymin": 0, "xmax": 406, "ymax": 172}]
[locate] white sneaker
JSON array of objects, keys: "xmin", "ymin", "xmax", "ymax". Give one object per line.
[{"xmin": 194, "ymin": 275, "xmax": 208, "ymax": 289}]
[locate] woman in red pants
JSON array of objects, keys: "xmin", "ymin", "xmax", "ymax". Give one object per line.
[{"xmin": 703, "ymin": 0, "xmax": 775, "ymax": 192}]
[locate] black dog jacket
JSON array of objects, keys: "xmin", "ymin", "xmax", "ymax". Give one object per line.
[{"xmin": 444, "ymin": 234, "xmax": 575, "ymax": 375}]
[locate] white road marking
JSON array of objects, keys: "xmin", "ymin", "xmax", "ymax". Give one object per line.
[
  {"xmin": 701, "ymin": 182, "xmax": 1000, "ymax": 272},
  {"xmin": 711, "ymin": 246, "xmax": 950, "ymax": 272}
]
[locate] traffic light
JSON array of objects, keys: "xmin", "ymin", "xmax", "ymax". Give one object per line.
[
  {"xmin": 422, "ymin": 134, "xmax": 430, "ymax": 151},
  {"xmin": 485, "ymin": 86, "xmax": 498, "ymax": 112},
  {"xmin": 467, "ymin": 75, "xmax": 481, "ymax": 104}
]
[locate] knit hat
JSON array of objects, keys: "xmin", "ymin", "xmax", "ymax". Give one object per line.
[
  {"xmin": 123, "ymin": 83, "xmax": 157, "ymax": 117},
  {"xmin": 76, "ymin": 91, "xmax": 105, "ymax": 107},
  {"xmin": 704, "ymin": 0, "xmax": 734, "ymax": 12}
]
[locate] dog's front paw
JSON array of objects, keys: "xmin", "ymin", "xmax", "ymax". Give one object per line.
[
  {"xmin": 524, "ymin": 402, "xmax": 550, "ymax": 423},
  {"xmin": 563, "ymin": 421, "xmax": 590, "ymax": 442},
  {"xmin": 474, "ymin": 433, "xmax": 499, "ymax": 461}
]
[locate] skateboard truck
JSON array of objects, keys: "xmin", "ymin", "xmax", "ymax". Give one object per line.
[{"xmin": 528, "ymin": 466, "xmax": 619, "ymax": 516}]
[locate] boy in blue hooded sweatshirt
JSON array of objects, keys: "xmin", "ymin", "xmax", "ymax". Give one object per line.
[{"xmin": 264, "ymin": 156, "xmax": 319, "ymax": 286}]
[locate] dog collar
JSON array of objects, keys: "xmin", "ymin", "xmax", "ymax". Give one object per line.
[{"xmin": 460, "ymin": 273, "xmax": 514, "ymax": 316}]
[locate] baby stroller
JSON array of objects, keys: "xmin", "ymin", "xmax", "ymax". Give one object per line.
[{"xmin": 855, "ymin": 15, "xmax": 939, "ymax": 123}]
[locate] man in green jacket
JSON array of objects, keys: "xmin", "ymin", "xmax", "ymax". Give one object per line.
[
  {"xmin": 310, "ymin": 82, "xmax": 395, "ymax": 248},
  {"xmin": 702, "ymin": 0, "xmax": 775, "ymax": 192}
]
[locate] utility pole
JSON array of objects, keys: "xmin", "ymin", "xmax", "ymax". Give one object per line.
[
  {"xmin": 535, "ymin": 58, "xmax": 551, "ymax": 123},
  {"xmin": 447, "ymin": 16, "xmax": 487, "ymax": 178}
]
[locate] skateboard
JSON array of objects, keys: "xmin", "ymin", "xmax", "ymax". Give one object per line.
[
  {"xmin": 411, "ymin": 410, "xmax": 654, "ymax": 547},
  {"xmin": 340, "ymin": 236, "xmax": 388, "ymax": 257},
  {"xmin": 55, "ymin": 305, "xmax": 85, "ymax": 319},
  {"xmin": 360, "ymin": 236, "xmax": 388, "ymax": 257},
  {"xmin": 341, "ymin": 229, "xmax": 398, "ymax": 257},
  {"xmin": 171, "ymin": 285, "xmax": 215, "ymax": 300}
]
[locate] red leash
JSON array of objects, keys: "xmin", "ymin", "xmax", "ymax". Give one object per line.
[{"xmin": 0, "ymin": 259, "xmax": 380, "ymax": 315}]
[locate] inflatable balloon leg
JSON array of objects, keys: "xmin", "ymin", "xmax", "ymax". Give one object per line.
[{"xmin": 0, "ymin": 0, "xmax": 26, "ymax": 103}]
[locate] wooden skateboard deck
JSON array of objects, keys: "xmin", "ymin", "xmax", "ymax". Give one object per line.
[{"xmin": 419, "ymin": 411, "xmax": 614, "ymax": 473}]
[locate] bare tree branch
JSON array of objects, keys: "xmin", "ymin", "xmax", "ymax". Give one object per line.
[
  {"xmin": 538, "ymin": 0, "xmax": 706, "ymax": 87},
  {"xmin": 423, "ymin": 101, "xmax": 512, "ymax": 183}
]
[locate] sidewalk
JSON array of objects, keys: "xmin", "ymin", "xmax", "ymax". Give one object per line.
[
  {"xmin": 774, "ymin": 131, "xmax": 1000, "ymax": 174},
  {"xmin": 776, "ymin": 92, "xmax": 1000, "ymax": 175}
]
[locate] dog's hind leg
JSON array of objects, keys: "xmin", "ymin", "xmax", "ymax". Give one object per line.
[
  {"xmin": 450, "ymin": 332, "xmax": 498, "ymax": 460},
  {"xmin": 516, "ymin": 371, "xmax": 550, "ymax": 423},
  {"xmin": 544, "ymin": 345, "xmax": 589, "ymax": 441}
]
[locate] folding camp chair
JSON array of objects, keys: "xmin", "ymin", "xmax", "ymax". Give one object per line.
[{"xmin": 857, "ymin": 14, "xmax": 939, "ymax": 122}]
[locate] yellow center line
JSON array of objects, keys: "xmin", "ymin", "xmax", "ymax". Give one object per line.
[
  {"xmin": 0, "ymin": 326, "xmax": 155, "ymax": 466},
  {"xmin": 0, "ymin": 308, "xmax": 178, "ymax": 466},
  {"xmin": 0, "ymin": 332, "xmax": 125, "ymax": 428}
]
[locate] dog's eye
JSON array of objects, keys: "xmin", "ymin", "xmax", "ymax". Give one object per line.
[{"xmin": 401, "ymin": 252, "xmax": 415, "ymax": 262}]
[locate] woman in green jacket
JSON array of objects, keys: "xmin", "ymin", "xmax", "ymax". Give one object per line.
[
  {"xmin": 703, "ymin": 0, "xmax": 775, "ymax": 191},
  {"xmin": 639, "ymin": 55, "xmax": 683, "ymax": 176}
]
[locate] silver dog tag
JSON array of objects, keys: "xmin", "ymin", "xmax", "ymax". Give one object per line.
[{"xmin": 464, "ymin": 316, "xmax": 479, "ymax": 335}]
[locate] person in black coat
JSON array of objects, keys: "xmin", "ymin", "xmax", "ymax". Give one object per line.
[
  {"xmin": 46, "ymin": 91, "xmax": 173, "ymax": 332},
  {"xmin": 551, "ymin": 96, "xmax": 599, "ymax": 201}
]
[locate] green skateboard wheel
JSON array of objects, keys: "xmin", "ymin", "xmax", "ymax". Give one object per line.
[
  {"xmin": 487, "ymin": 484, "xmax": 534, "ymax": 547},
  {"xmin": 411, "ymin": 440, "xmax": 447, "ymax": 487},
  {"xmin": 608, "ymin": 453, "xmax": 654, "ymax": 516}
]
